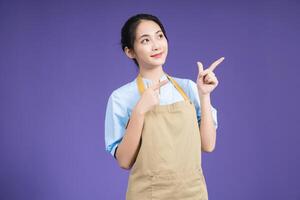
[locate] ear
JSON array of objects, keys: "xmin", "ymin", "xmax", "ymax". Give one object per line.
[{"xmin": 124, "ymin": 47, "xmax": 135, "ymax": 59}]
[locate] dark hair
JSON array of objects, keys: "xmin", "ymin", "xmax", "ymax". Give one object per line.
[{"xmin": 120, "ymin": 13, "xmax": 169, "ymax": 68}]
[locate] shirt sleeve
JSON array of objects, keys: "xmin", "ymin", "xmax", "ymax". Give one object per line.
[
  {"xmin": 104, "ymin": 91, "xmax": 129, "ymax": 158},
  {"xmin": 187, "ymin": 79, "xmax": 218, "ymax": 129}
]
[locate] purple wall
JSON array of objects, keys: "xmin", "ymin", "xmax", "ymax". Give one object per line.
[{"xmin": 1, "ymin": 0, "xmax": 299, "ymax": 199}]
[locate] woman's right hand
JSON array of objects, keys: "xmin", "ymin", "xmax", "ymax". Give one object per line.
[{"xmin": 134, "ymin": 79, "xmax": 169, "ymax": 115}]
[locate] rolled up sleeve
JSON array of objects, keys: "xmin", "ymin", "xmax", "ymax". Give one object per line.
[{"xmin": 104, "ymin": 91, "xmax": 129, "ymax": 157}]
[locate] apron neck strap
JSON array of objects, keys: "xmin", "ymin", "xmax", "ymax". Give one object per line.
[{"xmin": 136, "ymin": 73, "xmax": 190, "ymax": 101}]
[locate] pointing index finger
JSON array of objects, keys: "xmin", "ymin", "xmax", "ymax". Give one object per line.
[
  {"xmin": 209, "ymin": 57, "xmax": 225, "ymax": 72},
  {"xmin": 152, "ymin": 79, "xmax": 169, "ymax": 91}
]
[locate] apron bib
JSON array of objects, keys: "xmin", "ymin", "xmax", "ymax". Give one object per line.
[{"xmin": 126, "ymin": 73, "xmax": 208, "ymax": 200}]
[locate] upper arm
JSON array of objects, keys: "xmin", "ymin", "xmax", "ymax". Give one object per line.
[
  {"xmin": 187, "ymin": 79, "xmax": 218, "ymax": 129},
  {"xmin": 104, "ymin": 92, "xmax": 129, "ymax": 158}
]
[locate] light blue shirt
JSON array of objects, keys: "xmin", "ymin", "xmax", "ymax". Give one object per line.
[{"xmin": 104, "ymin": 73, "xmax": 218, "ymax": 157}]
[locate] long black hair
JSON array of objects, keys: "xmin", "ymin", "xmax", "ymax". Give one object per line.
[{"xmin": 120, "ymin": 13, "xmax": 169, "ymax": 67}]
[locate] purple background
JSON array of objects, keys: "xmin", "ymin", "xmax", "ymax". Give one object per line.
[{"xmin": 1, "ymin": 0, "xmax": 299, "ymax": 199}]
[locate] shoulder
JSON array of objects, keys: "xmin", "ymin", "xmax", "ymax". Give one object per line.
[
  {"xmin": 106, "ymin": 78, "xmax": 139, "ymax": 113},
  {"xmin": 111, "ymin": 79, "xmax": 137, "ymax": 98},
  {"xmin": 108, "ymin": 77, "xmax": 138, "ymax": 100}
]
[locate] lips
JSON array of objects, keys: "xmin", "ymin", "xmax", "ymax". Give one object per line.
[{"xmin": 150, "ymin": 52, "xmax": 163, "ymax": 57}]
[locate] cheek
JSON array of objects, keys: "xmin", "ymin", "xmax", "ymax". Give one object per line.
[
  {"xmin": 163, "ymin": 43, "xmax": 168, "ymax": 57},
  {"xmin": 134, "ymin": 45, "xmax": 151, "ymax": 57},
  {"xmin": 162, "ymin": 40, "xmax": 168, "ymax": 51}
]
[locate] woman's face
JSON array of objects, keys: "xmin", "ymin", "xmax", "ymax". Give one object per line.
[{"xmin": 130, "ymin": 20, "xmax": 168, "ymax": 69}]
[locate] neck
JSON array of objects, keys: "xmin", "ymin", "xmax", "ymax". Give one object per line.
[{"xmin": 139, "ymin": 65, "xmax": 165, "ymax": 84}]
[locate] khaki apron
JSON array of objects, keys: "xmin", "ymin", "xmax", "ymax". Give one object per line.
[{"xmin": 126, "ymin": 73, "xmax": 208, "ymax": 200}]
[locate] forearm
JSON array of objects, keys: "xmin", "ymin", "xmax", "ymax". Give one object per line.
[
  {"xmin": 199, "ymin": 94, "xmax": 216, "ymax": 152},
  {"xmin": 115, "ymin": 106, "xmax": 145, "ymax": 169}
]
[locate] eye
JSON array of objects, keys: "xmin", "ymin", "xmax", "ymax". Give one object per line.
[
  {"xmin": 158, "ymin": 34, "xmax": 164, "ymax": 38},
  {"xmin": 141, "ymin": 38, "xmax": 149, "ymax": 44}
]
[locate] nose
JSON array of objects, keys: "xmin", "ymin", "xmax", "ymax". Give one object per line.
[{"xmin": 152, "ymin": 39, "xmax": 161, "ymax": 51}]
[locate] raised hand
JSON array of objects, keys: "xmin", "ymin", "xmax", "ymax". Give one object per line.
[
  {"xmin": 135, "ymin": 79, "xmax": 169, "ymax": 115},
  {"xmin": 197, "ymin": 57, "xmax": 225, "ymax": 96}
]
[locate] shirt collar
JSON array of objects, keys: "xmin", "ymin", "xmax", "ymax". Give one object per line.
[{"xmin": 141, "ymin": 73, "xmax": 168, "ymax": 84}]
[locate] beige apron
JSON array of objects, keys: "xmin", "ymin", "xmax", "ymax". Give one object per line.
[{"xmin": 126, "ymin": 73, "xmax": 208, "ymax": 200}]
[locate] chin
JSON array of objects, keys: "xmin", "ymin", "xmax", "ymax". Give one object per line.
[
  {"xmin": 149, "ymin": 61, "xmax": 165, "ymax": 68},
  {"xmin": 150, "ymin": 58, "xmax": 166, "ymax": 66},
  {"xmin": 141, "ymin": 57, "xmax": 166, "ymax": 68}
]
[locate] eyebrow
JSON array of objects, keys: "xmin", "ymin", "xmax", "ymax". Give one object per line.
[{"xmin": 138, "ymin": 30, "xmax": 162, "ymax": 40}]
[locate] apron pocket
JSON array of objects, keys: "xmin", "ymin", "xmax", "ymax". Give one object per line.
[{"xmin": 150, "ymin": 168, "xmax": 208, "ymax": 200}]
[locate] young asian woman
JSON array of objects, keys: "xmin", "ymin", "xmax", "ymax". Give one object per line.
[{"xmin": 104, "ymin": 13, "xmax": 224, "ymax": 200}]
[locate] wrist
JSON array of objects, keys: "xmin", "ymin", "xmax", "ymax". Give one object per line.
[
  {"xmin": 198, "ymin": 92, "xmax": 210, "ymax": 99},
  {"xmin": 198, "ymin": 93, "xmax": 211, "ymax": 105},
  {"xmin": 133, "ymin": 104, "xmax": 146, "ymax": 116}
]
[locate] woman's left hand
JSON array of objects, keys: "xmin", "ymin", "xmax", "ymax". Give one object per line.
[{"xmin": 196, "ymin": 57, "xmax": 225, "ymax": 96}]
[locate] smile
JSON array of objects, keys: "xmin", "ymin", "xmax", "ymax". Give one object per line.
[{"xmin": 150, "ymin": 52, "xmax": 163, "ymax": 58}]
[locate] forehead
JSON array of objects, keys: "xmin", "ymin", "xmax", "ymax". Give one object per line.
[{"xmin": 135, "ymin": 20, "xmax": 162, "ymax": 37}]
